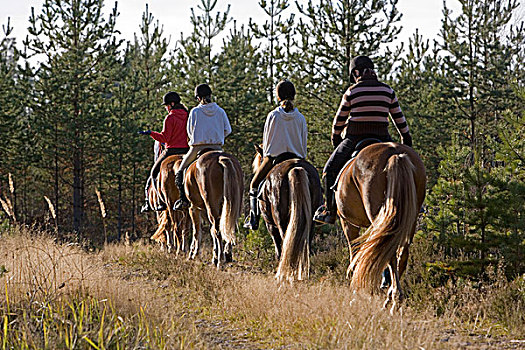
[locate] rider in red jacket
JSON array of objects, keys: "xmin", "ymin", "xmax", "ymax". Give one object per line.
[{"xmin": 139, "ymin": 92, "xmax": 190, "ymax": 212}]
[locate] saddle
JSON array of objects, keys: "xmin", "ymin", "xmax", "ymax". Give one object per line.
[{"xmin": 331, "ymin": 138, "xmax": 382, "ymax": 190}]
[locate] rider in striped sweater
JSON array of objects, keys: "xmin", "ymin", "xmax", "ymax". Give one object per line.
[{"xmin": 313, "ymin": 55, "xmax": 413, "ymax": 225}]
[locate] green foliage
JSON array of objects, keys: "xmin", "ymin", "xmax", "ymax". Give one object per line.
[
  {"xmin": 1, "ymin": 0, "xmax": 524, "ymax": 283},
  {"xmin": 249, "ymin": 0, "xmax": 295, "ymax": 101}
]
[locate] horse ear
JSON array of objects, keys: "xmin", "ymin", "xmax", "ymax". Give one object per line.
[{"xmin": 254, "ymin": 144, "xmax": 263, "ymax": 155}]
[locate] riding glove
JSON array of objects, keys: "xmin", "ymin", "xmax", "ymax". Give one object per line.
[
  {"xmin": 331, "ymin": 134, "xmax": 343, "ymax": 148},
  {"xmin": 138, "ymin": 130, "xmax": 152, "ymax": 135},
  {"xmin": 401, "ymin": 132, "xmax": 412, "ymax": 147}
]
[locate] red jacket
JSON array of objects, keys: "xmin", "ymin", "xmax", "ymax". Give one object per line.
[{"xmin": 150, "ymin": 108, "xmax": 189, "ymax": 149}]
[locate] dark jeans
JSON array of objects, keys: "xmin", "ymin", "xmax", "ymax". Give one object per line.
[{"xmin": 323, "ymin": 134, "xmax": 393, "ymax": 184}]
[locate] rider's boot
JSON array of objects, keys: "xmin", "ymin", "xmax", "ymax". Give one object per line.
[
  {"xmin": 243, "ymin": 189, "xmax": 260, "ymax": 230},
  {"xmin": 173, "ymin": 170, "xmax": 190, "ymax": 210},
  {"xmin": 313, "ymin": 175, "xmax": 337, "ymax": 224}
]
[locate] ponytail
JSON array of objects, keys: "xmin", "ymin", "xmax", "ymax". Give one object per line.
[{"xmin": 281, "ymin": 99, "xmax": 294, "ymax": 113}]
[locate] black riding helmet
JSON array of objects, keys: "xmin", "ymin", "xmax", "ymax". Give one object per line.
[
  {"xmin": 276, "ymin": 80, "xmax": 296, "ymax": 101},
  {"xmin": 195, "ymin": 83, "xmax": 212, "ymax": 99},
  {"xmin": 161, "ymin": 91, "xmax": 181, "ymax": 106},
  {"xmin": 349, "ymin": 55, "xmax": 374, "ymax": 84}
]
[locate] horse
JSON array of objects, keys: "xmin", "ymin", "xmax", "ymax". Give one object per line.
[
  {"xmin": 149, "ymin": 154, "xmax": 191, "ymax": 255},
  {"xmin": 253, "ymin": 145, "xmax": 323, "ymax": 282},
  {"xmin": 334, "ymin": 142, "xmax": 426, "ymax": 312},
  {"xmin": 182, "ymin": 151, "xmax": 243, "ymax": 267}
]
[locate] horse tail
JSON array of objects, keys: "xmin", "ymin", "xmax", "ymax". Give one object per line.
[
  {"xmin": 350, "ymin": 153, "xmax": 418, "ymax": 292},
  {"xmin": 218, "ymin": 156, "xmax": 241, "ymax": 245},
  {"xmin": 276, "ymin": 167, "xmax": 312, "ymax": 282},
  {"xmin": 151, "ymin": 210, "xmax": 169, "ymax": 244}
]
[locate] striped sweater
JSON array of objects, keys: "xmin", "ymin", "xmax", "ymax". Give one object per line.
[{"xmin": 332, "ymin": 77, "xmax": 409, "ymax": 137}]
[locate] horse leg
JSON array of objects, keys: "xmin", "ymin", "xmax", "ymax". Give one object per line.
[
  {"xmin": 188, "ymin": 207, "xmax": 203, "ymax": 260},
  {"xmin": 265, "ymin": 222, "xmax": 282, "ymax": 261},
  {"xmin": 181, "ymin": 212, "xmax": 190, "ymax": 253},
  {"xmin": 341, "ymin": 220, "xmax": 360, "ymax": 279},
  {"xmin": 398, "ymin": 223, "xmax": 416, "ymax": 278},
  {"xmin": 209, "ymin": 215, "xmax": 222, "ymax": 268},
  {"xmin": 383, "ymin": 256, "xmax": 402, "ymax": 315},
  {"xmin": 224, "ymin": 241, "xmax": 233, "ymax": 263}
]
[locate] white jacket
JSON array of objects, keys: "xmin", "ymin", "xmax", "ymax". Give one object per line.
[
  {"xmin": 187, "ymin": 102, "xmax": 231, "ymax": 146},
  {"xmin": 263, "ymin": 106, "xmax": 307, "ymax": 158}
]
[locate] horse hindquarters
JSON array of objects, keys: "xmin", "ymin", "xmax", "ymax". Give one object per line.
[
  {"xmin": 350, "ymin": 153, "xmax": 418, "ymax": 293},
  {"xmin": 276, "ymin": 167, "xmax": 312, "ymax": 282}
]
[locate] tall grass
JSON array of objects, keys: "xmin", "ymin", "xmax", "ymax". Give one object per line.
[
  {"xmin": 0, "ymin": 224, "xmax": 523, "ymax": 349},
  {"xmin": 0, "ymin": 225, "xmax": 198, "ymax": 349}
]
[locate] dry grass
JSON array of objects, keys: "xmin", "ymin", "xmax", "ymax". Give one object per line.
[{"xmin": 0, "ymin": 224, "xmax": 523, "ymax": 349}]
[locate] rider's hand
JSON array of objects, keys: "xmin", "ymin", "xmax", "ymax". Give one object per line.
[
  {"xmin": 401, "ymin": 132, "xmax": 412, "ymax": 147},
  {"xmin": 331, "ymin": 134, "xmax": 343, "ymax": 148},
  {"xmin": 138, "ymin": 130, "xmax": 152, "ymax": 136}
]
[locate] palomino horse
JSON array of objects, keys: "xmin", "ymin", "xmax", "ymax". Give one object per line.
[
  {"xmin": 253, "ymin": 146, "xmax": 322, "ymax": 281},
  {"xmin": 150, "ymin": 155, "xmax": 191, "ymax": 254},
  {"xmin": 183, "ymin": 151, "xmax": 243, "ymax": 267},
  {"xmin": 334, "ymin": 142, "xmax": 426, "ymax": 312}
]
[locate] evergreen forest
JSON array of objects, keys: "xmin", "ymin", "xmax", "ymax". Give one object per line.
[{"xmin": 1, "ymin": 0, "xmax": 524, "ymax": 282}]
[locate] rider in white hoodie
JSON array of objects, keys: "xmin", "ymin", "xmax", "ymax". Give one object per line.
[
  {"xmin": 173, "ymin": 83, "xmax": 232, "ymax": 210},
  {"xmin": 244, "ymin": 80, "xmax": 308, "ymax": 230}
]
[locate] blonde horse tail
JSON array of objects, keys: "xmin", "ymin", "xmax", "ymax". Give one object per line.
[
  {"xmin": 350, "ymin": 153, "xmax": 418, "ymax": 292},
  {"xmin": 276, "ymin": 167, "xmax": 312, "ymax": 282},
  {"xmin": 151, "ymin": 210, "xmax": 169, "ymax": 244},
  {"xmin": 218, "ymin": 156, "xmax": 241, "ymax": 245}
]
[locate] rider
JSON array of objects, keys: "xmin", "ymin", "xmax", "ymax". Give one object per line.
[
  {"xmin": 244, "ymin": 80, "xmax": 308, "ymax": 230},
  {"xmin": 173, "ymin": 83, "xmax": 232, "ymax": 210},
  {"xmin": 313, "ymin": 55, "xmax": 413, "ymax": 224},
  {"xmin": 139, "ymin": 91, "xmax": 189, "ymax": 212}
]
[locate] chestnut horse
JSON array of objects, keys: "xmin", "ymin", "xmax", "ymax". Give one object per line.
[
  {"xmin": 183, "ymin": 151, "xmax": 243, "ymax": 267},
  {"xmin": 253, "ymin": 146, "xmax": 322, "ymax": 282},
  {"xmin": 149, "ymin": 155, "xmax": 191, "ymax": 254},
  {"xmin": 334, "ymin": 142, "xmax": 426, "ymax": 312}
]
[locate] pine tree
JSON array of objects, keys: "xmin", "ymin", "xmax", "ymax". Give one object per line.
[
  {"xmin": 296, "ymin": 0, "xmax": 403, "ymax": 91},
  {"xmin": 24, "ymin": 0, "xmax": 122, "ymax": 235},
  {"xmin": 109, "ymin": 5, "xmax": 173, "ymax": 239},
  {"xmin": 426, "ymin": 0, "xmax": 525, "ymax": 277},
  {"xmin": 249, "ymin": 0, "xmax": 294, "ymax": 101},
  {"xmin": 394, "ymin": 31, "xmax": 456, "ymax": 185},
  {"xmin": 214, "ymin": 22, "xmax": 268, "ymax": 173},
  {"xmin": 439, "ymin": 0, "xmax": 523, "ymax": 145}
]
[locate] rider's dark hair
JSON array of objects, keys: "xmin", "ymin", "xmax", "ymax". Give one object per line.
[
  {"xmin": 276, "ymin": 80, "xmax": 296, "ymax": 112},
  {"xmin": 172, "ymin": 103, "xmax": 189, "ymax": 113}
]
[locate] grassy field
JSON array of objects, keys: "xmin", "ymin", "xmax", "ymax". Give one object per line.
[{"xmin": 0, "ymin": 224, "xmax": 523, "ymax": 349}]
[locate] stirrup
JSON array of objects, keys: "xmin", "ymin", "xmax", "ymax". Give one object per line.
[
  {"xmin": 243, "ymin": 211, "xmax": 259, "ymax": 230},
  {"xmin": 313, "ymin": 205, "xmax": 336, "ymax": 225},
  {"xmin": 173, "ymin": 198, "xmax": 190, "ymax": 211}
]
